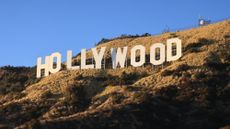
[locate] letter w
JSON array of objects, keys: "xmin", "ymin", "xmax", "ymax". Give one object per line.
[{"xmin": 111, "ymin": 47, "xmax": 128, "ymax": 69}]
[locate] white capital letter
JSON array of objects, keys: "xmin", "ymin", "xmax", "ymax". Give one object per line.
[
  {"xmin": 92, "ymin": 47, "xmax": 106, "ymax": 69},
  {"xmin": 49, "ymin": 52, "xmax": 62, "ymax": 74},
  {"xmin": 81, "ymin": 49, "xmax": 94, "ymax": 69},
  {"xmin": 36, "ymin": 56, "xmax": 50, "ymax": 78},
  {"xmin": 150, "ymin": 43, "xmax": 165, "ymax": 65},
  {"xmin": 131, "ymin": 45, "xmax": 145, "ymax": 67},
  {"xmin": 167, "ymin": 38, "xmax": 182, "ymax": 61},
  {"xmin": 111, "ymin": 47, "xmax": 128, "ymax": 69},
  {"xmin": 67, "ymin": 50, "xmax": 80, "ymax": 70}
]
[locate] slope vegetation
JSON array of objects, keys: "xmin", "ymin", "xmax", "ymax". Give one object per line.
[{"xmin": 0, "ymin": 20, "xmax": 230, "ymax": 129}]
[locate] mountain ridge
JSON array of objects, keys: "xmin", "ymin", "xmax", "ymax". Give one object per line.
[{"xmin": 0, "ymin": 20, "xmax": 230, "ymax": 129}]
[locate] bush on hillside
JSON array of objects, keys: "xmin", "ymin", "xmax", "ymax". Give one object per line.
[
  {"xmin": 0, "ymin": 66, "xmax": 37, "ymax": 95},
  {"xmin": 119, "ymin": 71, "xmax": 148, "ymax": 85},
  {"xmin": 216, "ymin": 42, "xmax": 230, "ymax": 64},
  {"xmin": 28, "ymin": 119, "xmax": 41, "ymax": 129},
  {"xmin": 63, "ymin": 84, "xmax": 86, "ymax": 104},
  {"xmin": 204, "ymin": 52, "xmax": 224, "ymax": 70},
  {"xmin": 176, "ymin": 64, "xmax": 190, "ymax": 72},
  {"xmin": 96, "ymin": 33, "xmax": 151, "ymax": 46},
  {"xmin": 224, "ymin": 34, "xmax": 230, "ymax": 39},
  {"xmin": 161, "ymin": 70, "xmax": 173, "ymax": 76},
  {"xmin": 169, "ymin": 32, "xmax": 178, "ymax": 38},
  {"xmin": 191, "ymin": 72, "xmax": 206, "ymax": 80},
  {"xmin": 156, "ymin": 85, "xmax": 178, "ymax": 99}
]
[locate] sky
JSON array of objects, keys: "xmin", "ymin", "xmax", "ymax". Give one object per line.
[{"xmin": 0, "ymin": 0, "xmax": 229, "ymax": 67}]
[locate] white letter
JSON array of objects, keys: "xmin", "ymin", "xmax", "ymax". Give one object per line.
[
  {"xmin": 150, "ymin": 43, "xmax": 165, "ymax": 65},
  {"xmin": 81, "ymin": 49, "xmax": 94, "ymax": 69},
  {"xmin": 167, "ymin": 38, "xmax": 182, "ymax": 61},
  {"xmin": 92, "ymin": 47, "xmax": 106, "ymax": 69},
  {"xmin": 67, "ymin": 50, "xmax": 80, "ymax": 70},
  {"xmin": 36, "ymin": 56, "xmax": 50, "ymax": 78},
  {"xmin": 131, "ymin": 45, "xmax": 145, "ymax": 67},
  {"xmin": 49, "ymin": 52, "xmax": 62, "ymax": 74},
  {"xmin": 111, "ymin": 47, "xmax": 128, "ymax": 69}
]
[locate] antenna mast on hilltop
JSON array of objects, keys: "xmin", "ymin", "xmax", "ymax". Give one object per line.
[{"xmin": 198, "ymin": 15, "xmax": 211, "ymax": 26}]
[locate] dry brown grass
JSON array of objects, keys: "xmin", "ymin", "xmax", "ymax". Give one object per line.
[{"xmin": 1, "ymin": 20, "xmax": 230, "ymax": 129}]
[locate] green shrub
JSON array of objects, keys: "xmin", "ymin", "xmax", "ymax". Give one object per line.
[
  {"xmin": 224, "ymin": 34, "xmax": 230, "ymax": 39},
  {"xmin": 204, "ymin": 52, "xmax": 224, "ymax": 70},
  {"xmin": 63, "ymin": 85, "xmax": 85, "ymax": 104},
  {"xmin": 192, "ymin": 72, "xmax": 206, "ymax": 80},
  {"xmin": 0, "ymin": 66, "xmax": 37, "ymax": 95},
  {"xmin": 119, "ymin": 71, "xmax": 147, "ymax": 85},
  {"xmin": 176, "ymin": 64, "xmax": 190, "ymax": 72},
  {"xmin": 28, "ymin": 119, "xmax": 41, "ymax": 129},
  {"xmin": 169, "ymin": 32, "xmax": 178, "ymax": 38},
  {"xmin": 182, "ymin": 72, "xmax": 191, "ymax": 78},
  {"xmin": 41, "ymin": 90, "xmax": 53, "ymax": 99},
  {"xmin": 187, "ymin": 47, "xmax": 201, "ymax": 53},
  {"xmin": 157, "ymin": 85, "xmax": 178, "ymax": 98},
  {"xmin": 133, "ymin": 91, "xmax": 149, "ymax": 102},
  {"xmin": 75, "ymin": 74, "xmax": 84, "ymax": 80},
  {"xmin": 161, "ymin": 70, "xmax": 173, "ymax": 76},
  {"xmin": 111, "ymin": 93, "xmax": 125, "ymax": 104},
  {"xmin": 95, "ymin": 33, "xmax": 152, "ymax": 46}
]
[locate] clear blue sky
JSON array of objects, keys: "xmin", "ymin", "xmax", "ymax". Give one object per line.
[{"xmin": 0, "ymin": 0, "xmax": 229, "ymax": 67}]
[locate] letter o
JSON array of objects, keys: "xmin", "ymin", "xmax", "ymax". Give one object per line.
[
  {"xmin": 131, "ymin": 45, "xmax": 145, "ymax": 67},
  {"xmin": 49, "ymin": 52, "xmax": 62, "ymax": 73},
  {"xmin": 150, "ymin": 43, "xmax": 165, "ymax": 65}
]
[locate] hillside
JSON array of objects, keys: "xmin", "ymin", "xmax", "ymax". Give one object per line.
[{"xmin": 0, "ymin": 20, "xmax": 230, "ymax": 129}]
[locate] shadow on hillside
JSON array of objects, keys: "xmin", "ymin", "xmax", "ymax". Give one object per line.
[
  {"xmin": 37, "ymin": 80, "xmax": 230, "ymax": 129},
  {"xmin": 36, "ymin": 62, "xmax": 230, "ymax": 129},
  {"xmin": 0, "ymin": 99, "xmax": 57, "ymax": 129},
  {"xmin": 184, "ymin": 38, "xmax": 215, "ymax": 54}
]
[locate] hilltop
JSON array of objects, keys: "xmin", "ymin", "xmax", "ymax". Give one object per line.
[{"xmin": 0, "ymin": 20, "xmax": 230, "ymax": 129}]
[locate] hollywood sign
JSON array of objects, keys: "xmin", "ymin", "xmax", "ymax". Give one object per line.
[{"xmin": 36, "ymin": 38, "xmax": 182, "ymax": 78}]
